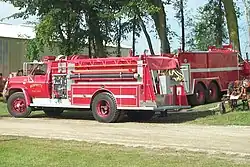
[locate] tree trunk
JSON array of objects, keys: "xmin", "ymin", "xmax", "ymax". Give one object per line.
[
  {"xmin": 216, "ymin": 0, "xmax": 223, "ymax": 47},
  {"xmin": 94, "ymin": 34, "xmax": 105, "ymax": 57},
  {"xmin": 138, "ymin": 16, "xmax": 155, "ymax": 55},
  {"xmin": 88, "ymin": 10, "xmax": 105, "ymax": 58},
  {"xmin": 88, "ymin": 35, "xmax": 92, "ymax": 58},
  {"xmin": 149, "ymin": 0, "xmax": 171, "ymax": 53},
  {"xmin": 222, "ymin": 0, "xmax": 241, "ymax": 53},
  {"xmin": 132, "ymin": 16, "xmax": 136, "ymax": 56},
  {"xmin": 180, "ymin": 0, "xmax": 185, "ymax": 51},
  {"xmin": 117, "ymin": 18, "xmax": 121, "ymax": 57}
]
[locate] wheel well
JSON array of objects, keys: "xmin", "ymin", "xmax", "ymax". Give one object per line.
[
  {"xmin": 196, "ymin": 81, "xmax": 207, "ymax": 90},
  {"xmin": 90, "ymin": 90, "xmax": 114, "ymax": 110},
  {"xmin": 210, "ymin": 80, "xmax": 221, "ymax": 91},
  {"xmin": 209, "ymin": 80, "xmax": 221, "ymax": 98},
  {"xmin": 7, "ymin": 88, "xmax": 23, "ymax": 100}
]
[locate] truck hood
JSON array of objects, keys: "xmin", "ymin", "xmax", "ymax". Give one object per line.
[{"xmin": 8, "ymin": 76, "xmax": 29, "ymax": 83}]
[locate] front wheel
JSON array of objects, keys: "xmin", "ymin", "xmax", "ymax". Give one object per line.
[
  {"xmin": 91, "ymin": 92, "xmax": 121, "ymax": 123},
  {"xmin": 7, "ymin": 92, "xmax": 32, "ymax": 118},
  {"xmin": 43, "ymin": 108, "xmax": 64, "ymax": 117}
]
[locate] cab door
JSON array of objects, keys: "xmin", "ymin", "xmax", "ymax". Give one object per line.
[{"xmin": 27, "ymin": 63, "xmax": 51, "ymax": 98}]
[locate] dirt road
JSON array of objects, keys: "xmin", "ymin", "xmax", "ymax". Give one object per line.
[{"xmin": 0, "ymin": 117, "xmax": 250, "ymax": 156}]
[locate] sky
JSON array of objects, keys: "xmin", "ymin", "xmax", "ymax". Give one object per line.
[{"xmin": 0, "ymin": 0, "xmax": 249, "ymax": 56}]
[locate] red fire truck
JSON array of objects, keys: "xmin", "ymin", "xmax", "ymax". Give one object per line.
[
  {"xmin": 3, "ymin": 54, "xmax": 190, "ymax": 123},
  {"xmin": 173, "ymin": 44, "xmax": 248, "ymax": 106}
]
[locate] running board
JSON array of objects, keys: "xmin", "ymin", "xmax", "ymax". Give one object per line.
[{"xmin": 153, "ymin": 105, "xmax": 191, "ymax": 111}]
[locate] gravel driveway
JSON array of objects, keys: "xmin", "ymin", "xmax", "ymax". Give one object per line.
[{"xmin": 0, "ymin": 116, "xmax": 250, "ymax": 157}]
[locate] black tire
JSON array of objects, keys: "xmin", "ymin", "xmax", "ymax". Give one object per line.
[
  {"xmin": 91, "ymin": 92, "xmax": 120, "ymax": 123},
  {"xmin": 43, "ymin": 108, "xmax": 64, "ymax": 117},
  {"xmin": 127, "ymin": 111, "xmax": 155, "ymax": 122},
  {"xmin": 219, "ymin": 102, "xmax": 226, "ymax": 114},
  {"xmin": 188, "ymin": 83, "xmax": 206, "ymax": 106},
  {"xmin": 207, "ymin": 82, "xmax": 220, "ymax": 103},
  {"xmin": 7, "ymin": 92, "xmax": 32, "ymax": 118}
]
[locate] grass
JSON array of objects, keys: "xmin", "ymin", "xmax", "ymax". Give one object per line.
[
  {"xmin": 186, "ymin": 101, "xmax": 250, "ymax": 126},
  {"xmin": 0, "ymin": 102, "xmax": 8, "ymax": 116},
  {"xmin": 187, "ymin": 111, "xmax": 250, "ymax": 126},
  {"xmin": 189, "ymin": 102, "xmax": 220, "ymax": 111},
  {"xmin": 0, "ymin": 135, "xmax": 249, "ymax": 167},
  {"xmin": 0, "ymin": 102, "xmax": 44, "ymax": 117}
]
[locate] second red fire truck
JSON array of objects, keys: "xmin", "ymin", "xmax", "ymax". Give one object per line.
[{"xmin": 170, "ymin": 44, "xmax": 249, "ymax": 106}]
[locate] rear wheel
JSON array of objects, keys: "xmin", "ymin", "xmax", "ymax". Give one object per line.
[
  {"xmin": 7, "ymin": 92, "xmax": 32, "ymax": 118},
  {"xmin": 188, "ymin": 83, "xmax": 206, "ymax": 106},
  {"xmin": 91, "ymin": 92, "xmax": 121, "ymax": 123},
  {"xmin": 44, "ymin": 108, "xmax": 64, "ymax": 117},
  {"xmin": 127, "ymin": 111, "xmax": 155, "ymax": 122},
  {"xmin": 207, "ymin": 82, "xmax": 220, "ymax": 103}
]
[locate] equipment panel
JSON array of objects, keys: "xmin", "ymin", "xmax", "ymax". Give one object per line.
[{"xmin": 52, "ymin": 74, "xmax": 67, "ymax": 99}]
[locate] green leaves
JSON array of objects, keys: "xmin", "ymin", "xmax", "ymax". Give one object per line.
[
  {"xmin": 26, "ymin": 38, "xmax": 40, "ymax": 61},
  {"xmin": 3, "ymin": 0, "xmax": 169, "ymax": 56},
  {"xmin": 186, "ymin": 0, "xmax": 229, "ymax": 51}
]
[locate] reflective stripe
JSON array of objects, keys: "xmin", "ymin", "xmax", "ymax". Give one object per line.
[{"xmin": 190, "ymin": 67, "xmax": 242, "ymax": 73}]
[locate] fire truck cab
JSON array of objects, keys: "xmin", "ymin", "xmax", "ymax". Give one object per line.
[{"xmin": 3, "ymin": 54, "xmax": 190, "ymax": 123}]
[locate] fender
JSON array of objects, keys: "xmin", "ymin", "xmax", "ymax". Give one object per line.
[
  {"xmin": 191, "ymin": 77, "xmax": 222, "ymax": 94},
  {"xmin": 8, "ymin": 87, "xmax": 31, "ymax": 106},
  {"xmin": 21, "ymin": 88, "xmax": 31, "ymax": 106}
]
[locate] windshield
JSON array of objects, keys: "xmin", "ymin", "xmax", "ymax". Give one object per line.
[{"xmin": 23, "ymin": 62, "xmax": 47, "ymax": 76}]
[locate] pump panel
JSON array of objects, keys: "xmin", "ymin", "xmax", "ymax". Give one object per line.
[{"xmin": 52, "ymin": 74, "xmax": 67, "ymax": 99}]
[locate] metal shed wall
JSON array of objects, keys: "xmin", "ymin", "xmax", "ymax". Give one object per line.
[{"xmin": 0, "ymin": 36, "xmax": 131, "ymax": 76}]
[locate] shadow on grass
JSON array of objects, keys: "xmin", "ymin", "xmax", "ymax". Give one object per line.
[
  {"xmin": 149, "ymin": 110, "xmax": 216, "ymax": 123},
  {"xmin": 30, "ymin": 110, "xmax": 96, "ymax": 121},
  {"xmin": 26, "ymin": 109, "xmax": 217, "ymax": 124},
  {"xmin": 0, "ymin": 101, "xmax": 219, "ymax": 123}
]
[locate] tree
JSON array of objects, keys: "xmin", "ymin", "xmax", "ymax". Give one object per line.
[
  {"xmin": 25, "ymin": 38, "xmax": 40, "ymax": 61},
  {"xmin": 139, "ymin": 15, "xmax": 155, "ymax": 55},
  {"xmin": 222, "ymin": 0, "xmax": 241, "ymax": 52},
  {"xmin": 2, "ymin": 0, "xmax": 170, "ymax": 57},
  {"xmin": 172, "ymin": 0, "xmax": 187, "ymax": 51},
  {"xmin": 243, "ymin": 0, "xmax": 250, "ymax": 51},
  {"xmin": 117, "ymin": 0, "xmax": 160, "ymax": 55},
  {"xmin": 186, "ymin": 0, "xmax": 229, "ymax": 51},
  {"xmin": 2, "ymin": 0, "xmax": 88, "ymax": 57},
  {"xmin": 149, "ymin": 0, "xmax": 171, "ymax": 53}
]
